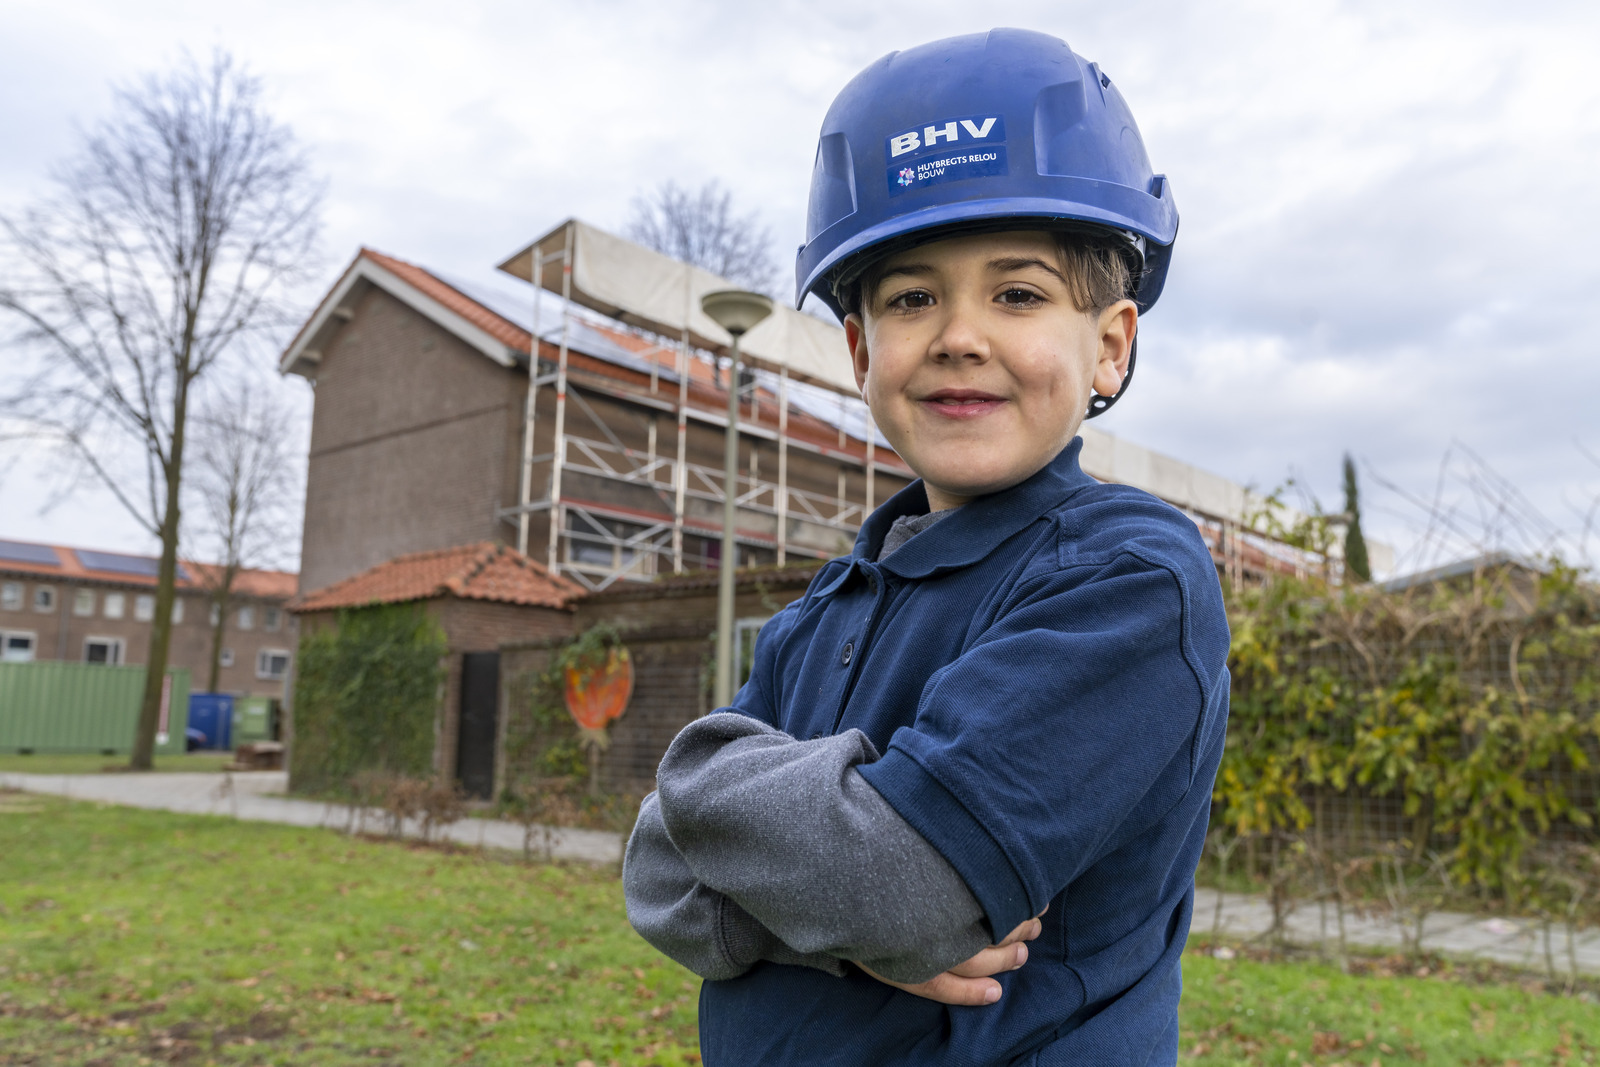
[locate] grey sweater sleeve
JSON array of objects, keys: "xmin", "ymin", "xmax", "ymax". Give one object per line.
[
  {"xmin": 654, "ymin": 713, "xmax": 991, "ymax": 984},
  {"xmin": 623, "ymin": 791, "xmax": 845, "ymax": 979}
]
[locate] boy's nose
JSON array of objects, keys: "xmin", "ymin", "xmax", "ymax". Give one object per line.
[{"xmin": 928, "ymin": 306, "xmax": 991, "ymax": 364}]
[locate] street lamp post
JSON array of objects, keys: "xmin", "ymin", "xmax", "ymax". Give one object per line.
[{"xmin": 700, "ymin": 288, "xmax": 774, "ymax": 708}]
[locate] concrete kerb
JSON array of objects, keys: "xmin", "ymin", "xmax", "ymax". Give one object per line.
[{"xmin": 0, "ymin": 770, "xmax": 623, "ymax": 867}]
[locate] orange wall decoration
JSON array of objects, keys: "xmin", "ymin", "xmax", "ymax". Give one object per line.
[{"xmin": 564, "ymin": 645, "xmax": 634, "ymax": 747}]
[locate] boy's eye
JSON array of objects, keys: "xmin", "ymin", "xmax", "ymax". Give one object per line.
[
  {"xmin": 886, "ymin": 289, "xmax": 934, "ymax": 311},
  {"xmin": 997, "ymin": 287, "xmax": 1044, "ymax": 307}
]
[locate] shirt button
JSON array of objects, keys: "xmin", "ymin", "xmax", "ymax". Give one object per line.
[
  {"xmin": 841, "ymin": 642, "xmax": 854, "ymax": 666},
  {"xmin": 809, "ymin": 732, "xmax": 823, "ymax": 741}
]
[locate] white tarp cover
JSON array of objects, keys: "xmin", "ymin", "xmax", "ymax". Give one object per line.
[{"xmin": 497, "ymin": 219, "xmax": 860, "ymax": 396}]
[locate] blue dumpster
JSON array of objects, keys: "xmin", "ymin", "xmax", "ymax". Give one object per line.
[{"xmin": 186, "ymin": 693, "xmax": 234, "ymax": 750}]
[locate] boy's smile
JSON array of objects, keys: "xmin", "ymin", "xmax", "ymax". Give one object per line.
[{"xmin": 844, "ymin": 230, "xmax": 1137, "ymax": 511}]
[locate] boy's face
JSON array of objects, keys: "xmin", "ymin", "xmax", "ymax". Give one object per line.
[{"xmin": 844, "ymin": 230, "xmax": 1137, "ymax": 511}]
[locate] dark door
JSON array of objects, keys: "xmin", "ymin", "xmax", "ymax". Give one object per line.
[{"xmin": 456, "ymin": 652, "xmax": 500, "ymax": 799}]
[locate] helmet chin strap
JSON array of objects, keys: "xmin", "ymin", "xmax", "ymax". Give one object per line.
[{"xmin": 1085, "ymin": 335, "xmax": 1136, "ymax": 420}]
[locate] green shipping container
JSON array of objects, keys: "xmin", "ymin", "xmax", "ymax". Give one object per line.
[
  {"xmin": 0, "ymin": 661, "xmax": 190, "ymax": 755},
  {"xmin": 233, "ymin": 696, "xmax": 275, "ymax": 745}
]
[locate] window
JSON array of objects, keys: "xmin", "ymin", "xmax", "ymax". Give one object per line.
[
  {"xmin": 1, "ymin": 583, "xmax": 20, "ymax": 612},
  {"xmin": 256, "ymin": 648, "xmax": 290, "ymax": 681},
  {"xmin": 209, "ymin": 602, "xmax": 221, "ymax": 627},
  {"xmin": 84, "ymin": 637, "xmax": 123, "ymax": 665},
  {"xmin": 104, "ymin": 592, "xmax": 126, "ymax": 619},
  {"xmin": 33, "ymin": 586, "xmax": 55, "ymax": 612},
  {"xmin": 1, "ymin": 631, "xmax": 36, "ymax": 662},
  {"xmin": 220, "ymin": 647, "xmax": 234, "ymax": 668},
  {"xmin": 74, "ymin": 589, "xmax": 95, "ymax": 617},
  {"xmin": 134, "ymin": 594, "xmax": 155, "ymax": 622},
  {"xmin": 735, "ymin": 617, "xmax": 770, "ymax": 691},
  {"xmin": 171, "ymin": 597, "xmax": 184, "ymax": 624},
  {"xmin": 264, "ymin": 606, "xmax": 281, "ymax": 632},
  {"xmin": 237, "ymin": 605, "xmax": 255, "ymax": 630},
  {"xmin": 563, "ymin": 513, "xmax": 659, "ymax": 578}
]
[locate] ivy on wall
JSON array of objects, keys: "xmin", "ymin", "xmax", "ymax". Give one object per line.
[{"xmin": 290, "ymin": 604, "xmax": 448, "ymax": 795}]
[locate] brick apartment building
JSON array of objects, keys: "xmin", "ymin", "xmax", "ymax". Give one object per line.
[{"xmin": 0, "ymin": 538, "xmax": 297, "ymax": 701}]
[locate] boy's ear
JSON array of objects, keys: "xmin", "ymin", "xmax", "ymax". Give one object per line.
[
  {"xmin": 1093, "ymin": 300, "xmax": 1138, "ymax": 399},
  {"xmin": 844, "ymin": 313, "xmax": 870, "ymax": 393}
]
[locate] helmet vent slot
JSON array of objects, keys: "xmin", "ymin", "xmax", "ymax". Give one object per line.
[
  {"xmin": 1033, "ymin": 80, "xmax": 1090, "ymax": 177},
  {"xmin": 806, "ymin": 132, "xmax": 858, "ymax": 237}
]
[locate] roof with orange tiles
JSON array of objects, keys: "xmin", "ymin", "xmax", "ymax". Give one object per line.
[
  {"xmin": 0, "ymin": 538, "xmax": 296, "ymax": 599},
  {"xmin": 283, "ymin": 247, "xmax": 909, "ymax": 474},
  {"xmin": 292, "ymin": 542, "xmax": 585, "ymax": 613},
  {"xmin": 360, "ymin": 248, "xmax": 535, "ymax": 355}
]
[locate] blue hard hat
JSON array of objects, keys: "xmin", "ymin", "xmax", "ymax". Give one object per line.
[{"xmin": 796, "ymin": 28, "xmax": 1177, "ymax": 320}]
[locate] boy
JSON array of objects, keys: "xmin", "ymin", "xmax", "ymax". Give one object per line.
[{"xmin": 623, "ymin": 28, "xmax": 1229, "ymax": 1066}]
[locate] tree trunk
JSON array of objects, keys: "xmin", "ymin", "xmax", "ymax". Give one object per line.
[
  {"xmin": 130, "ymin": 360, "xmax": 193, "ymax": 769},
  {"xmin": 207, "ymin": 585, "xmax": 232, "ymax": 693},
  {"xmin": 130, "ymin": 467, "xmax": 183, "ymax": 769}
]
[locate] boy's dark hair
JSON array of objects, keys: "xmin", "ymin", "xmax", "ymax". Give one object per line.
[{"xmin": 839, "ymin": 228, "xmax": 1137, "ymax": 318}]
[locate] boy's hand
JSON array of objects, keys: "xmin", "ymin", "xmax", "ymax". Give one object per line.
[{"xmin": 855, "ymin": 907, "xmax": 1046, "ymax": 1006}]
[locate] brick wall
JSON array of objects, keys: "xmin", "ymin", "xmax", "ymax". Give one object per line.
[
  {"xmin": 299, "ymin": 285, "xmax": 523, "ymax": 594},
  {"xmin": 428, "ymin": 597, "xmax": 575, "ymax": 781},
  {"xmin": 500, "ymin": 568, "xmax": 818, "ymax": 793}
]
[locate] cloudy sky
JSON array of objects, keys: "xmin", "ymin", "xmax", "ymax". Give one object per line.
[{"xmin": 3, "ymin": 0, "xmax": 1597, "ymax": 575}]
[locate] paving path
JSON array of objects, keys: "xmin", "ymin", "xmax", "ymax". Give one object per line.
[
  {"xmin": 1191, "ymin": 886, "xmax": 1600, "ymax": 976},
  {"xmin": 6, "ymin": 771, "xmax": 1598, "ymax": 977},
  {"xmin": 0, "ymin": 770, "xmax": 623, "ymax": 866}
]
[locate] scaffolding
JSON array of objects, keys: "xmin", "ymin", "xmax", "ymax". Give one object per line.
[{"xmin": 493, "ymin": 220, "xmax": 899, "ymax": 592}]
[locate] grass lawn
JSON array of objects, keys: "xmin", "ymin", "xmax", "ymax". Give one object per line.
[
  {"xmin": 2, "ymin": 792, "xmax": 1598, "ymax": 1066},
  {"xmin": 0, "ymin": 752, "xmax": 238, "ymax": 775}
]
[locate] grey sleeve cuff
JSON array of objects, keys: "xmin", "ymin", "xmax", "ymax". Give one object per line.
[
  {"xmin": 656, "ymin": 713, "xmax": 991, "ymax": 984},
  {"xmin": 623, "ymin": 792, "xmax": 843, "ymax": 980}
]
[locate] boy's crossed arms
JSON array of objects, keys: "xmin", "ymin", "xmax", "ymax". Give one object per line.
[{"xmin": 624, "ymin": 713, "xmax": 1043, "ymax": 1005}]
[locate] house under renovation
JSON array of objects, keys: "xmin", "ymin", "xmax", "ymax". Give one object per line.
[{"xmin": 281, "ymin": 218, "xmax": 1391, "ymax": 796}]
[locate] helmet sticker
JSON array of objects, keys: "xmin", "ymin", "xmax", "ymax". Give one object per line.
[
  {"xmin": 886, "ymin": 148, "xmax": 1007, "ymax": 198},
  {"xmin": 883, "ymin": 115, "xmax": 1008, "ymax": 198}
]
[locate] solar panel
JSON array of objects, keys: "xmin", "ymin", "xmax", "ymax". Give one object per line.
[
  {"xmin": 0, "ymin": 540, "xmax": 61, "ymax": 567},
  {"xmin": 75, "ymin": 549, "xmax": 188, "ymax": 582},
  {"xmin": 75, "ymin": 549, "xmax": 160, "ymax": 576}
]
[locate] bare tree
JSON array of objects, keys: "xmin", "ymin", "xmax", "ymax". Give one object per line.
[
  {"xmin": 625, "ymin": 179, "xmax": 779, "ymax": 295},
  {"xmin": 0, "ymin": 52, "xmax": 322, "ymax": 769},
  {"xmin": 186, "ymin": 377, "xmax": 302, "ymax": 693}
]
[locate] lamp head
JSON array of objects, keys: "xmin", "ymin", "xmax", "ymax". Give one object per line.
[{"xmin": 700, "ymin": 289, "xmax": 774, "ymax": 337}]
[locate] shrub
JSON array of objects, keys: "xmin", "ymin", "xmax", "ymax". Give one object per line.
[
  {"xmin": 290, "ymin": 604, "xmax": 447, "ymax": 795},
  {"xmin": 1217, "ymin": 561, "xmax": 1600, "ymax": 899}
]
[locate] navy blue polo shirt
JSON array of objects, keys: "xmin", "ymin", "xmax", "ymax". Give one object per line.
[{"xmin": 700, "ymin": 439, "xmax": 1230, "ymax": 1067}]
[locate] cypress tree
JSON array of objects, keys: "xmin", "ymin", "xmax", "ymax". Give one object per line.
[{"xmin": 1342, "ymin": 453, "xmax": 1371, "ymax": 583}]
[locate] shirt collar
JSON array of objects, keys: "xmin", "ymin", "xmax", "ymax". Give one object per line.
[{"xmin": 852, "ymin": 437, "xmax": 1098, "ymax": 580}]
